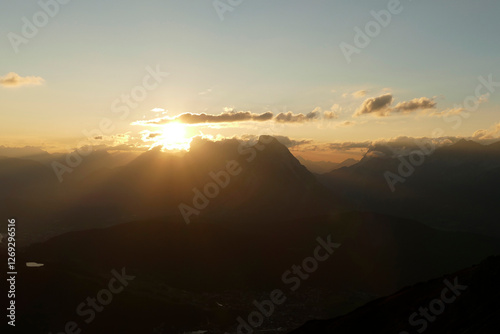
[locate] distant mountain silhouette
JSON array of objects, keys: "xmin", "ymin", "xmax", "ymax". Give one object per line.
[
  {"xmin": 0, "ymin": 145, "xmax": 51, "ymax": 160},
  {"xmin": 319, "ymin": 139, "xmax": 500, "ymax": 236}
]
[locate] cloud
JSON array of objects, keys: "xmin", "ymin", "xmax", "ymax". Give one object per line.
[
  {"xmin": 325, "ymin": 141, "xmax": 372, "ymax": 151},
  {"xmin": 146, "ymin": 132, "xmax": 162, "ymax": 139},
  {"xmin": 236, "ymin": 135, "xmax": 312, "ymax": 148},
  {"xmin": 393, "ymin": 97, "xmax": 436, "ymax": 113},
  {"xmin": 342, "ymin": 90, "xmax": 369, "ymax": 98},
  {"xmin": 352, "ymin": 90, "xmax": 368, "ymax": 98},
  {"xmin": 337, "ymin": 121, "xmax": 355, "ymax": 127},
  {"xmin": 133, "ymin": 111, "xmax": 274, "ymax": 125},
  {"xmin": 324, "ymin": 111, "xmax": 338, "ymax": 120},
  {"xmin": 366, "ymin": 150, "xmax": 386, "ymax": 158},
  {"xmin": 309, "ymin": 105, "xmax": 340, "ymax": 120},
  {"xmin": 472, "ymin": 123, "xmax": 500, "ymax": 141},
  {"xmin": 0, "ymin": 72, "xmax": 44, "ymax": 87},
  {"xmin": 107, "ymin": 144, "xmax": 149, "ymax": 151},
  {"xmin": 354, "ymin": 94, "xmax": 394, "ymax": 117},
  {"xmin": 427, "ymin": 94, "xmax": 488, "ymax": 118},
  {"xmin": 426, "ymin": 107, "xmax": 464, "ymax": 118},
  {"xmin": 354, "ymin": 94, "xmax": 436, "ymax": 117},
  {"xmin": 273, "ymin": 135, "xmax": 312, "ymax": 148},
  {"xmin": 198, "ymin": 88, "xmax": 213, "ymax": 95},
  {"xmin": 324, "ymin": 104, "xmax": 341, "ymax": 120},
  {"xmin": 292, "ymin": 141, "xmax": 372, "ymax": 153},
  {"xmin": 275, "ymin": 110, "xmax": 320, "ymax": 123},
  {"xmin": 295, "ymin": 135, "xmax": 464, "ymax": 154}
]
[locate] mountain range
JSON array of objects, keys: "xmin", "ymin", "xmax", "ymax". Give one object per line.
[{"xmin": 1, "ymin": 136, "xmax": 500, "ymax": 333}]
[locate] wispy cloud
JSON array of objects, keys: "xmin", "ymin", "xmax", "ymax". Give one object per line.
[
  {"xmin": 0, "ymin": 72, "xmax": 44, "ymax": 87},
  {"xmin": 352, "ymin": 90, "xmax": 368, "ymax": 98},
  {"xmin": 151, "ymin": 108, "xmax": 165, "ymax": 113},
  {"xmin": 343, "ymin": 89, "xmax": 369, "ymax": 98},
  {"xmin": 337, "ymin": 120, "xmax": 355, "ymax": 127},
  {"xmin": 198, "ymin": 88, "xmax": 213, "ymax": 95},
  {"xmin": 426, "ymin": 94, "xmax": 488, "ymax": 118}
]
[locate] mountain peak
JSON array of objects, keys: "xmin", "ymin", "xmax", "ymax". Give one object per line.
[
  {"xmin": 449, "ymin": 139, "xmax": 483, "ymax": 151},
  {"xmin": 257, "ymin": 135, "xmax": 283, "ymax": 147}
]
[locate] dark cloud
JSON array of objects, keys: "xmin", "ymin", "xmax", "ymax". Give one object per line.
[
  {"xmin": 134, "ymin": 109, "xmax": 325, "ymax": 126},
  {"xmin": 355, "ymin": 94, "xmax": 437, "ymax": 117},
  {"xmin": 147, "ymin": 133, "xmax": 161, "ymax": 139},
  {"xmin": 393, "ymin": 97, "xmax": 436, "ymax": 113},
  {"xmin": 354, "ymin": 94, "xmax": 394, "ymax": 117},
  {"xmin": 134, "ymin": 111, "xmax": 274, "ymax": 125},
  {"xmin": 275, "ymin": 110, "xmax": 320, "ymax": 123}
]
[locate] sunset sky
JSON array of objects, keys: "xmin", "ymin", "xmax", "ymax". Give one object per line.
[{"xmin": 2, "ymin": 0, "xmax": 500, "ymax": 161}]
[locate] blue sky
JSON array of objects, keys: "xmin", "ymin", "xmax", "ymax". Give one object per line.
[{"xmin": 1, "ymin": 0, "xmax": 499, "ymax": 160}]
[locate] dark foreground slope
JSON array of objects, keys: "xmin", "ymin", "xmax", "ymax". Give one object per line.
[
  {"xmin": 290, "ymin": 256, "xmax": 500, "ymax": 334},
  {"xmin": 2, "ymin": 211, "xmax": 499, "ymax": 333}
]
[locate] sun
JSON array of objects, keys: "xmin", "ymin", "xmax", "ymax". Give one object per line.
[{"xmin": 154, "ymin": 122, "xmax": 191, "ymax": 151}]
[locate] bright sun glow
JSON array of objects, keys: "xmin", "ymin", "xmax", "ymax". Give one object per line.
[{"xmin": 153, "ymin": 122, "xmax": 192, "ymax": 151}]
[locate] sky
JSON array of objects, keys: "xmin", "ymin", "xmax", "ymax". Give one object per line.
[{"xmin": 1, "ymin": 0, "xmax": 500, "ymax": 161}]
